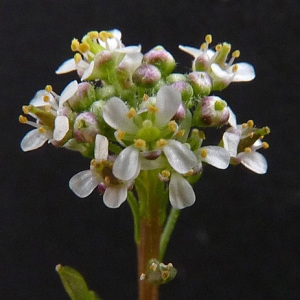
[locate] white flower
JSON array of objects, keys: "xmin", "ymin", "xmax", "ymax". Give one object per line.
[
  {"xmin": 222, "ymin": 126, "xmax": 268, "ymax": 174},
  {"xmin": 102, "ymin": 86, "xmax": 198, "ymax": 181},
  {"xmin": 69, "ymin": 134, "xmax": 133, "ymax": 208}
]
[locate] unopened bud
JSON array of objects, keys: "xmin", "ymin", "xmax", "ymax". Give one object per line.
[
  {"xmin": 133, "ymin": 64, "xmax": 161, "ymax": 88},
  {"xmin": 143, "ymin": 46, "xmax": 176, "ymax": 76},
  {"xmin": 74, "ymin": 112, "xmax": 100, "ymax": 143},
  {"xmin": 171, "ymin": 81, "xmax": 193, "ymax": 106},
  {"xmin": 187, "ymin": 71, "xmax": 212, "ymax": 97},
  {"xmin": 67, "ymin": 82, "xmax": 95, "ymax": 111}
]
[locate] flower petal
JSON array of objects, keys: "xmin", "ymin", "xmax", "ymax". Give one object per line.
[
  {"xmin": 178, "ymin": 45, "xmax": 203, "ymax": 58},
  {"xmin": 103, "ymin": 97, "xmax": 138, "ymax": 133},
  {"xmin": 169, "ymin": 172, "xmax": 195, "ymax": 209},
  {"xmin": 232, "ymin": 63, "xmax": 255, "ymax": 82},
  {"xmin": 238, "ymin": 151, "xmax": 268, "ymax": 174},
  {"xmin": 94, "ymin": 134, "xmax": 109, "ymax": 161},
  {"xmin": 59, "ymin": 80, "xmax": 78, "ymax": 107},
  {"xmin": 222, "ymin": 132, "xmax": 240, "ymax": 157},
  {"xmin": 163, "ymin": 140, "xmax": 197, "ymax": 174},
  {"xmin": 200, "ymin": 146, "xmax": 230, "ymax": 169},
  {"xmin": 30, "ymin": 90, "xmax": 54, "ymax": 107},
  {"xmin": 113, "ymin": 146, "xmax": 140, "ymax": 180},
  {"xmin": 211, "ymin": 63, "xmax": 233, "ymax": 81},
  {"xmin": 69, "ymin": 170, "xmax": 99, "ymax": 198},
  {"xmin": 20, "ymin": 129, "xmax": 49, "ymax": 151},
  {"xmin": 53, "ymin": 116, "xmax": 69, "ymax": 141},
  {"xmin": 103, "ymin": 185, "xmax": 127, "ymax": 208},
  {"xmin": 155, "ymin": 86, "xmax": 182, "ymax": 127},
  {"xmin": 56, "ymin": 58, "xmax": 77, "ymax": 74}
]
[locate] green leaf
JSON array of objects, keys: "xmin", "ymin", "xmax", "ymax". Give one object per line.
[{"xmin": 56, "ymin": 264, "xmax": 102, "ymax": 300}]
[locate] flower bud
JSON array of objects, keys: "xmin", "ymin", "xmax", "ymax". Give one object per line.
[
  {"xmin": 133, "ymin": 64, "xmax": 161, "ymax": 88},
  {"xmin": 67, "ymin": 82, "xmax": 95, "ymax": 111},
  {"xmin": 166, "ymin": 73, "xmax": 187, "ymax": 83},
  {"xmin": 194, "ymin": 53, "xmax": 211, "ymax": 71},
  {"xmin": 194, "ymin": 96, "xmax": 229, "ymax": 127},
  {"xmin": 143, "ymin": 46, "xmax": 176, "ymax": 76},
  {"xmin": 172, "ymin": 102, "xmax": 186, "ymax": 121},
  {"xmin": 187, "ymin": 71, "xmax": 212, "ymax": 97},
  {"xmin": 73, "ymin": 112, "xmax": 100, "ymax": 143},
  {"xmin": 171, "ymin": 81, "xmax": 193, "ymax": 106}
]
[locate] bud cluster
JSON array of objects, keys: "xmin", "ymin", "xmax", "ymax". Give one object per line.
[{"xmin": 19, "ymin": 29, "xmax": 270, "ymax": 209}]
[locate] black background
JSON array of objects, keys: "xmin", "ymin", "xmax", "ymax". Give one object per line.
[{"xmin": 1, "ymin": 0, "xmax": 299, "ymax": 299}]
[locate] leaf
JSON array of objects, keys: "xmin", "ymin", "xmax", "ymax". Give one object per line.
[{"xmin": 56, "ymin": 264, "xmax": 102, "ymax": 300}]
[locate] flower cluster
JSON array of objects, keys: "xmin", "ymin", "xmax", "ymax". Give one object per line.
[{"xmin": 20, "ymin": 30, "xmax": 270, "ymax": 209}]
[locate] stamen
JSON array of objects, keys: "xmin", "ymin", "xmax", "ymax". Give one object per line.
[
  {"xmin": 74, "ymin": 53, "xmax": 82, "ymax": 63},
  {"xmin": 87, "ymin": 31, "xmax": 99, "ymax": 40},
  {"xmin": 43, "ymin": 95, "xmax": 50, "ymax": 102},
  {"xmin": 19, "ymin": 115, "xmax": 28, "ymax": 124},
  {"xmin": 117, "ymin": 130, "xmax": 125, "ymax": 140},
  {"xmin": 38, "ymin": 126, "xmax": 46, "ymax": 134},
  {"xmin": 168, "ymin": 120, "xmax": 177, "ymax": 132},
  {"xmin": 200, "ymin": 42, "xmax": 207, "ymax": 51},
  {"xmin": 45, "ymin": 85, "xmax": 53, "ymax": 92},
  {"xmin": 161, "ymin": 170, "xmax": 170, "ymax": 178},
  {"xmin": 205, "ymin": 34, "xmax": 212, "ymax": 44},
  {"xmin": 148, "ymin": 104, "xmax": 159, "ymax": 113},
  {"xmin": 156, "ymin": 139, "xmax": 167, "ymax": 148},
  {"xmin": 176, "ymin": 129, "xmax": 185, "ymax": 137},
  {"xmin": 200, "ymin": 148, "xmax": 208, "ymax": 158},
  {"xmin": 232, "ymin": 50, "xmax": 240, "ymax": 58},
  {"xmin": 262, "ymin": 142, "xmax": 269, "ymax": 149},
  {"xmin": 244, "ymin": 147, "xmax": 251, "ymax": 153},
  {"xmin": 232, "ymin": 64, "xmax": 239, "ymax": 73},
  {"xmin": 71, "ymin": 38, "xmax": 80, "ymax": 52},
  {"xmin": 78, "ymin": 42, "xmax": 90, "ymax": 53},
  {"xmin": 199, "ymin": 130, "xmax": 206, "ymax": 140},
  {"xmin": 134, "ymin": 139, "xmax": 146, "ymax": 150},
  {"xmin": 22, "ymin": 105, "xmax": 30, "ymax": 114},
  {"xmin": 126, "ymin": 108, "xmax": 137, "ymax": 119},
  {"xmin": 215, "ymin": 44, "xmax": 222, "ymax": 52},
  {"xmin": 99, "ymin": 31, "xmax": 114, "ymax": 41},
  {"xmin": 247, "ymin": 120, "xmax": 254, "ymax": 128},
  {"xmin": 242, "ymin": 122, "xmax": 248, "ymax": 128}
]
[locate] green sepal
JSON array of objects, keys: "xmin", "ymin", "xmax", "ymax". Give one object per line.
[{"xmin": 56, "ymin": 264, "xmax": 102, "ymax": 300}]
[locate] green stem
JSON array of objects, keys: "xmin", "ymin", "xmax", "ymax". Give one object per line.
[
  {"xmin": 159, "ymin": 208, "xmax": 180, "ymax": 261},
  {"xmin": 127, "ymin": 191, "xmax": 140, "ymax": 244}
]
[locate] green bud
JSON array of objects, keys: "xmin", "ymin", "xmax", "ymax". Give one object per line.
[
  {"xmin": 187, "ymin": 71, "xmax": 212, "ymax": 97},
  {"xmin": 171, "ymin": 80, "xmax": 194, "ymax": 107},
  {"xmin": 166, "ymin": 73, "xmax": 187, "ymax": 84},
  {"xmin": 133, "ymin": 64, "xmax": 161, "ymax": 88}
]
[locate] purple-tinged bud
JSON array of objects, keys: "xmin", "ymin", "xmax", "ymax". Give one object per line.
[
  {"xmin": 187, "ymin": 71, "xmax": 212, "ymax": 97},
  {"xmin": 171, "ymin": 81, "xmax": 193, "ymax": 105},
  {"xmin": 67, "ymin": 82, "xmax": 95, "ymax": 111},
  {"xmin": 73, "ymin": 112, "xmax": 100, "ymax": 143},
  {"xmin": 194, "ymin": 53, "xmax": 210, "ymax": 72},
  {"xmin": 143, "ymin": 46, "xmax": 176, "ymax": 76},
  {"xmin": 172, "ymin": 103, "xmax": 186, "ymax": 121},
  {"xmin": 133, "ymin": 64, "xmax": 161, "ymax": 88},
  {"xmin": 193, "ymin": 96, "xmax": 229, "ymax": 127}
]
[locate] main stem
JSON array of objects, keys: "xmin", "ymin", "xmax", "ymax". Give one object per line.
[{"xmin": 136, "ymin": 170, "xmax": 165, "ymax": 300}]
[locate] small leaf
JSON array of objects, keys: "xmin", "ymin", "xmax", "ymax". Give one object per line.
[{"xmin": 56, "ymin": 264, "xmax": 101, "ymax": 300}]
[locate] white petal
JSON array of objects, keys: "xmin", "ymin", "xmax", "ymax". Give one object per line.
[
  {"xmin": 103, "ymin": 97, "xmax": 138, "ymax": 133},
  {"xmin": 178, "ymin": 45, "xmax": 203, "ymax": 58},
  {"xmin": 163, "ymin": 140, "xmax": 197, "ymax": 174},
  {"xmin": 59, "ymin": 80, "xmax": 78, "ymax": 107},
  {"xmin": 110, "ymin": 29, "xmax": 122, "ymax": 40},
  {"xmin": 200, "ymin": 146, "xmax": 230, "ymax": 169},
  {"xmin": 227, "ymin": 106, "xmax": 237, "ymax": 128},
  {"xmin": 53, "ymin": 116, "xmax": 69, "ymax": 141},
  {"xmin": 69, "ymin": 170, "xmax": 99, "ymax": 198},
  {"xmin": 232, "ymin": 63, "xmax": 255, "ymax": 82},
  {"xmin": 103, "ymin": 185, "xmax": 127, "ymax": 208},
  {"xmin": 169, "ymin": 172, "xmax": 195, "ymax": 209},
  {"xmin": 211, "ymin": 63, "xmax": 233, "ymax": 80},
  {"xmin": 81, "ymin": 61, "xmax": 94, "ymax": 81},
  {"xmin": 118, "ymin": 52, "xmax": 143, "ymax": 74},
  {"xmin": 95, "ymin": 134, "xmax": 109, "ymax": 161},
  {"xmin": 115, "ymin": 45, "xmax": 142, "ymax": 54},
  {"xmin": 238, "ymin": 151, "xmax": 268, "ymax": 174},
  {"xmin": 140, "ymin": 155, "xmax": 166, "ymax": 170},
  {"xmin": 113, "ymin": 146, "xmax": 140, "ymax": 180},
  {"xmin": 155, "ymin": 86, "xmax": 182, "ymax": 127},
  {"xmin": 20, "ymin": 129, "xmax": 49, "ymax": 151},
  {"xmin": 56, "ymin": 58, "xmax": 77, "ymax": 74},
  {"xmin": 222, "ymin": 132, "xmax": 240, "ymax": 157},
  {"xmin": 30, "ymin": 90, "xmax": 54, "ymax": 107}
]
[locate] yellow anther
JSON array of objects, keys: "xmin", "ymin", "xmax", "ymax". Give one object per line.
[
  {"xmin": 38, "ymin": 126, "xmax": 46, "ymax": 134},
  {"xmin": 262, "ymin": 142, "xmax": 269, "ymax": 149},
  {"xmin": 264, "ymin": 126, "xmax": 271, "ymax": 134},
  {"xmin": 242, "ymin": 122, "xmax": 248, "ymax": 128},
  {"xmin": 200, "ymin": 42, "xmax": 207, "ymax": 51},
  {"xmin": 148, "ymin": 104, "xmax": 159, "ymax": 114},
  {"xmin": 45, "ymin": 85, "xmax": 52, "ymax": 92},
  {"xmin": 126, "ymin": 108, "xmax": 137, "ymax": 119},
  {"xmin": 232, "ymin": 64, "xmax": 239, "ymax": 73},
  {"xmin": 134, "ymin": 139, "xmax": 146, "ymax": 150},
  {"xmin": 185, "ymin": 169, "xmax": 194, "ymax": 176},
  {"xmin": 117, "ymin": 130, "xmax": 125, "ymax": 140},
  {"xmin": 205, "ymin": 34, "xmax": 212, "ymax": 44},
  {"xmin": 78, "ymin": 42, "xmax": 90, "ymax": 53},
  {"xmin": 74, "ymin": 53, "xmax": 82, "ymax": 63},
  {"xmin": 247, "ymin": 120, "xmax": 254, "ymax": 128},
  {"xmin": 168, "ymin": 120, "xmax": 177, "ymax": 132},
  {"xmin": 71, "ymin": 38, "xmax": 80, "ymax": 51},
  {"xmin": 215, "ymin": 44, "xmax": 222, "ymax": 52},
  {"xmin": 244, "ymin": 147, "xmax": 252, "ymax": 153},
  {"xmin": 176, "ymin": 129, "xmax": 185, "ymax": 137},
  {"xmin": 22, "ymin": 105, "xmax": 30, "ymax": 114},
  {"xmin": 232, "ymin": 50, "xmax": 240, "ymax": 58},
  {"xmin": 19, "ymin": 115, "xmax": 28, "ymax": 124},
  {"xmin": 142, "ymin": 94, "xmax": 149, "ymax": 101},
  {"xmin": 156, "ymin": 139, "xmax": 167, "ymax": 148},
  {"xmin": 161, "ymin": 170, "xmax": 170, "ymax": 178},
  {"xmin": 88, "ymin": 31, "xmax": 99, "ymax": 40},
  {"xmin": 199, "ymin": 130, "xmax": 206, "ymax": 140},
  {"xmin": 43, "ymin": 95, "xmax": 50, "ymax": 102},
  {"xmin": 200, "ymin": 148, "xmax": 208, "ymax": 158},
  {"xmin": 99, "ymin": 31, "xmax": 114, "ymax": 41}
]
